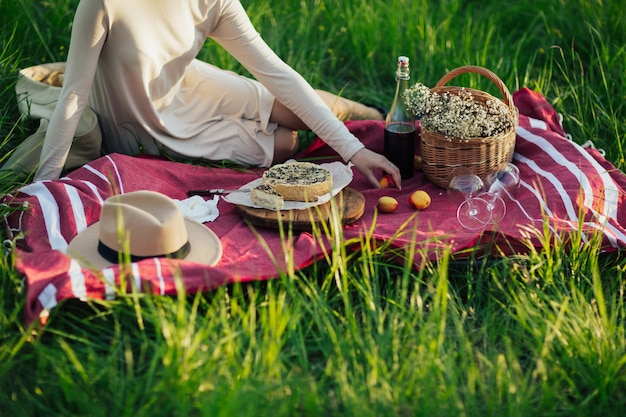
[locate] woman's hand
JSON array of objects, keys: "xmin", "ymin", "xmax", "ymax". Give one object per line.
[{"xmin": 350, "ymin": 148, "xmax": 402, "ymax": 190}]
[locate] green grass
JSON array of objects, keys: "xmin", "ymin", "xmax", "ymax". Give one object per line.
[{"xmin": 1, "ymin": 0, "xmax": 626, "ymax": 415}]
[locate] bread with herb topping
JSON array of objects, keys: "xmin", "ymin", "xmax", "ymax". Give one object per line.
[
  {"xmin": 262, "ymin": 162, "xmax": 333, "ymax": 202},
  {"xmin": 250, "ymin": 184, "xmax": 284, "ymax": 210}
]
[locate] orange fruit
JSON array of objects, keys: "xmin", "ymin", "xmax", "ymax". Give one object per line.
[
  {"xmin": 377, "ymin": 196, "xmax": 399, "ymax": 213},
  {"xmin": 409, "ymin": 190, "xmax": 431, "ymax": 210},
  {"xmin": 414, "ymin": 155, "xmax": 423, "ymax": 171},
  {"xmin": 379, "ymin": 174, "xmax": 396, "ymax": 188}
]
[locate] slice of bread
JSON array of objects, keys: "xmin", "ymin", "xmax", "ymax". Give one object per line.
[
  {"xmin": 262, "ymin": 162, "xmax": 333, "ymax": 202},
  {"xmin": 250, "ymin": 184, "xmax": 284, "ymax": 210}
]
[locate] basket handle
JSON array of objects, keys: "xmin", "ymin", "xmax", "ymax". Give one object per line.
[{"xmin": 434, "ymin": 66, "xmax": 514, "ymax": 111}]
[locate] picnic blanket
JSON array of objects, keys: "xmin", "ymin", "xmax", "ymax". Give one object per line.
[{"xmin": 3, "ymin": 87, "xmax": 626, "ymax": 324}]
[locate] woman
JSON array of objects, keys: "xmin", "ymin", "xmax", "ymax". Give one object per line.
[{"xmin": 34, "ymin": 0, "xmax": 401, "ymax": 188}]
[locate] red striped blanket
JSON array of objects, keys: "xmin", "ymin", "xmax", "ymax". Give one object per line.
[{"xmin": 3, "ymin": 88, "xmax": 625, "ymax": 324}]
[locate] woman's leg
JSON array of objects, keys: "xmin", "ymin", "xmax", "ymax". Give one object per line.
[
  {"xmin": 272, "ymin": 127, "xmax": 299, "ymax": 163},
  {"xmin": 315, "ymin": 90, "xmax": 384, "ymax": 121},
  {"xmin": 269, "ymin": 91, "xmax": 383, "ymax": 130}
]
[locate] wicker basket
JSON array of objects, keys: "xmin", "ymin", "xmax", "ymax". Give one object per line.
[{"xmin": 420, "ymin": 66, "xmax": 517, "ymax": 188}]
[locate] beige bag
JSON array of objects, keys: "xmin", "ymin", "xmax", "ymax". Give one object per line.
[{"xmin": 1, "ymin": 62, "xmax": 102, "ymax": 176}]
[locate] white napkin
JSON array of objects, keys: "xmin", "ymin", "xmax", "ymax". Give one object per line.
[
  {"xmin": 223, "ymin": 161, "xmax": 353, "ymax": 211},
  {"xmin": 174, "ymin": 195, "xmax": 219, "ymax": 223}
]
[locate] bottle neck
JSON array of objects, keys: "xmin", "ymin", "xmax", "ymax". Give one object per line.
[
  {"xmin": 385, "ymin": 57, "xmax": 414, "ymax": 125},
  {"xmin": 394, "ymin": 71, "xmax": 410, "ymax": 97},
  {"xmin": 396, "ymin": 68, "xmax": 410, "ymax": 82}
]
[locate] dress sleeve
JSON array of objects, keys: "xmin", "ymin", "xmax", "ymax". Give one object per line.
[
  {"xmin": 34, "ymin": 0, "xmax": 108, "ymax": 181},
  {"xmin": 209, "ymin": 0, "xmax": 365, "ymax": 163}
]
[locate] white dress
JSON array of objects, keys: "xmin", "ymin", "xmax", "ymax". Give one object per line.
[{"xmin": 35, "ymin": 0, "xmax": 365, "ymax": 180}]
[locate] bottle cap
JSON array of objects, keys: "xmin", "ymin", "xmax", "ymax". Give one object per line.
[{"xmin": 398, "ymin": 56, "xmax": 409, "ymax": 67}]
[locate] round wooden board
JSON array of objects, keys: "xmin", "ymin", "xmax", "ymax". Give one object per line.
[{"xmin": 234, "ymin": 187, "xmax": 365, "ymax": 230}]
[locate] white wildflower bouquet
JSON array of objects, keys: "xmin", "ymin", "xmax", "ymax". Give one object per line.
[{"xmin": 403, "ymin": 82, "xmax": 515, "ymax": 139}]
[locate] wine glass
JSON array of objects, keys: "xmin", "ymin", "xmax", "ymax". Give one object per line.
[
  {"xmin": 486, "ymin": 163, "xmax": 521, "ymax": 196},
  {"xmin": 477, "ymin": 163, "xmax": 521, "ymax": 224},
  {"xmin": 447, "ymin": 173, "xmax": 493, "ymax": 230}
]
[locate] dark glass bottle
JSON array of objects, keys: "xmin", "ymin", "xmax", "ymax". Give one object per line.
[{"xmin": 384, "ymin": 56, "xmax": 416, "ymax": 179}]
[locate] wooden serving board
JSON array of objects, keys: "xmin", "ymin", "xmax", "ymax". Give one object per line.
[{"xmin": 234, "ymin": 187, "xmax": 365, "ymax": 231}]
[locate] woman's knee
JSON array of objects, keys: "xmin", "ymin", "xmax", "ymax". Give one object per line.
[
  {"xmin": 270, "ymin": 101, "xmax": 308, "ymax": 131},
  {"xmin": 272, "ymin": 127, "xmax": 299, "ymax": 163}
]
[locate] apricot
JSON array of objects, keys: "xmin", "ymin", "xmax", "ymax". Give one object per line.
[
  {"xmin": 414, "ymin": 155, "xmax": 423, "ymax": 171},
  {"xmin": 377, "ymin": 196, "xmax": 399, "ymax": 213},
  {"xmin": 409, "ymin": 190, "xmax": 431, "ymax": 210},
  {"xmin": 379, "ymin": 174, "xmax": 396, "ymax": 188}
]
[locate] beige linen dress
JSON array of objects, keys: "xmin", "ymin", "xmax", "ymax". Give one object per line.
[{"xmin": 35, "ymin": 0, "xmax": 365, "ymax": 180}]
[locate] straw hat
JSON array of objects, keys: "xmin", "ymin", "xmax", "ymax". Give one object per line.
[{"xmin": 67, "ymin": 191, "xmax": 222, "ymax": 270}]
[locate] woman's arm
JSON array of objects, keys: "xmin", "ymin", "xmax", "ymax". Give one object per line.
[
  {"xmin": 34, "ymin": 0, "xmax": 108, "ymax": 181},
  {"xmin": 209, "ymin": 0, "xmax": 401, "ymax": 187},
  {"xmin": 209, "ymin": 0, "xmax": 364, "ymax": 161}
]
